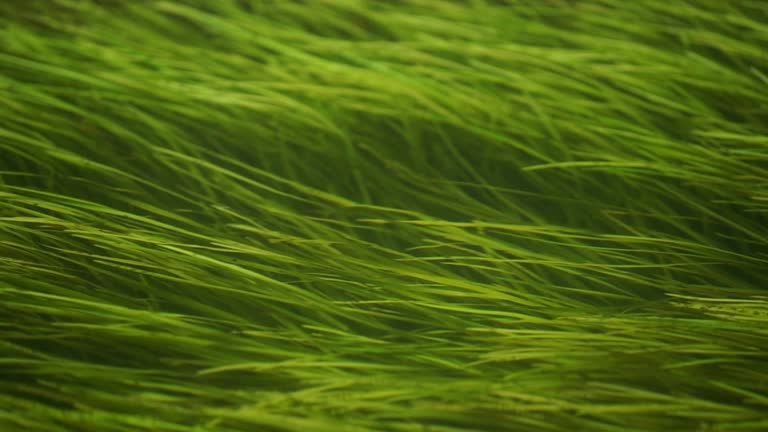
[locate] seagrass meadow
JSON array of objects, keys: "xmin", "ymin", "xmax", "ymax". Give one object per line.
[{"xmin": 1, "ymin": 0, "xmax": 768, "ymax": 431}]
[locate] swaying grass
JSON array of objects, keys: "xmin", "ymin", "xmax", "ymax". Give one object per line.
[{"xmin": 1, "ymin": 0, "xmax": 767, "ymax": 431}]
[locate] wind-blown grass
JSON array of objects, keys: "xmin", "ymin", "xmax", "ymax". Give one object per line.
[{"xmin": 1, "ymin": 1, "xmax": 767, "ymax": 431}]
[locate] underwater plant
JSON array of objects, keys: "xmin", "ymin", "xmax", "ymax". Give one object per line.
[{"xmin": 1, "ymin": 1, "xmax": 767, "ymax": 431}]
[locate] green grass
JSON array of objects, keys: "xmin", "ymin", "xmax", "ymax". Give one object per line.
[{"xmin": 1, "ymin": 0, "xmax": 767, "ymax": 431}]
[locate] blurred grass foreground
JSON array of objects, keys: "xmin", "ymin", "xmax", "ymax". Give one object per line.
[{"xmin": 1, "ymin": 1, "xmax": 768, "ymax": 431}]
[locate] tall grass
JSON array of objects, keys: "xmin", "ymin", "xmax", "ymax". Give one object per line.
[{"xmin": 1, "ymin": 1, "xmax": 767, "ymax": 431}]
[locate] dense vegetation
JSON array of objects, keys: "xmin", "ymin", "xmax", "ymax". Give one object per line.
[{"xmin": 1, "ymin": 1, "xmax": 767, "ymax": 431}]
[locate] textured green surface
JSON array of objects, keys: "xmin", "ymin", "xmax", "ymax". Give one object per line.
[{"xmin": 1, "ymin": 1, "xmax": 767, "ymax": 431}]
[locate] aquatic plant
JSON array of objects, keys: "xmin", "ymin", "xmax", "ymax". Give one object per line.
[{"xmin": 1, "ymin": 1, "xmax": 767, "ymax": 431}]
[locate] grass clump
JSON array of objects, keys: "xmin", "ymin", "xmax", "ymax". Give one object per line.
[{"xmin": 1, "ymin": 1, "xmax": 767, "ymax": 431}]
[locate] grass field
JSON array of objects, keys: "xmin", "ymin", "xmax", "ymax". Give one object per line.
[{"xmin": 1, "ymin": 1, "xmax": 767, "ymax": 431}]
